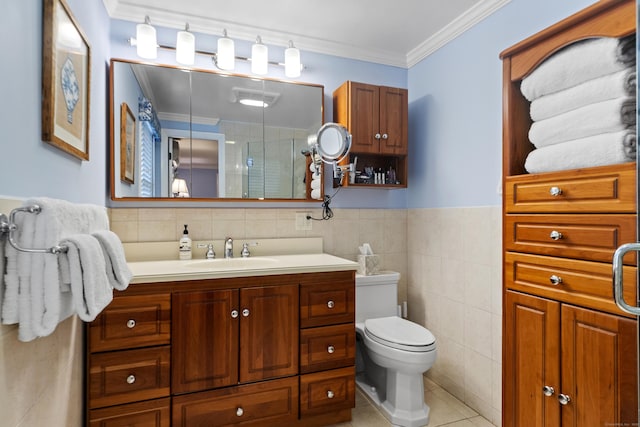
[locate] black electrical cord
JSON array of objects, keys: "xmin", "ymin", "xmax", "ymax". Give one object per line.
[{"xmin": 307, "ymin": 186, "xmax": 341, "ymax": 221}]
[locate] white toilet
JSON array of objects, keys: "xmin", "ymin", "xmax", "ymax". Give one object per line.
[{"xmin": 355, "ymin": 271, "xmax": 436, "ymax": 427}]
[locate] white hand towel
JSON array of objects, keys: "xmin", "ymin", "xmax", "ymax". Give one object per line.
[
  {"xmin": 521, "ymin": 36, "xmax": 635, "ymax": 101},
  {"xmin": 530, "ymin": 67, "xmax": 636, "ymax": 121},
  {"xmin": 528, "ymin": 97, "xmax": 635, "ymax": 148},
  {"xmin": 524, "ymin": 130, "xmax": 636, "ymax": 174},
  {"xmin": 59, "ymin": 234, "xmax": 113, "ymax": 322},
  {"xmin": 92, "ymin": 230, "xmax": 132, "ymax": 291}
]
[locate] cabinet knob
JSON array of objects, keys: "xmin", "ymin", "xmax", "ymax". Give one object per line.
[
  {"xmin": 549, "ymin": 230, "xmax": 563, "ymax": 240},
  {"xmin": 549, "ymin": 275, "xmax": 563, "ymax": 285},
  {"xmin": 542, "ymin": 385, "xmax": 555, "ymax": 397},
  {"xmin": 382, "ymin": 133, "xmax": 388, "ymax": 140},
  {"xmin": 327, "ymin": 300, "xmax": 335, "ymax": 309},
  {"xmin": 231, "ymin": 309, "xmax": 239, "ymax": 319},
  {"xmin": 549, "ymin": 186, "xmax": 563, "ymax": 196},
  {"xmin": 375, "ymin": 133, "xmax": 381, "ymax": 140},
  {"xmin": 126, "ymin": 374, "xmax": 136, "ymax": 384},
  {"xmin": 126, "ymin": 319, "xmax": 136, "ymax": 329},
  {"xmin": 242, "ymin": 308, "xmax": 250, "ymax": 317},
  {"xmin": 236, "ymin": 407, "xmax": 244, "ymax": 417},
  {"xmin": 327, "ymin": 345, "xmax": 335, "ymax": 354},
  {"xmin": 558, "ymin": 394, "xmax": 571, "ymax": 405},
  {"xmin": 327, "ymin": 390, "xmax": 335, "ymax": 399}
]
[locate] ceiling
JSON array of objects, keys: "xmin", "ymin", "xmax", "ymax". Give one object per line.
[{"xmin": 103, "ymin": 0, "xmax": 510, "ymax": 68}]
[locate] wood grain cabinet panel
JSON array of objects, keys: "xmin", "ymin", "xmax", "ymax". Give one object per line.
[
  {"xmin": 300, "ymin": 323, "xmax": 355, "ymax": 373},
  {"xmin": 300, "ymin": 281, "xmax": 355, "ymax": 328},
  {"xmin": 89, "ymin": 398, "xmax": 171, "ymax": 427},
  {"xmin": 300, "ymin": 366, "xmax": 356, "ymax": 417}
]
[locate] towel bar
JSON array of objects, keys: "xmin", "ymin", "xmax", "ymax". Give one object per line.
[{"xmin": 0, "ymin": 205, "xmax": 68, "ymax": 254}]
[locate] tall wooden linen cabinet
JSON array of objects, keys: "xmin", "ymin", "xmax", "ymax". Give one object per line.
[{"xmin": 500, "ymin": 1, "xmax": 638, "ymax": 426}]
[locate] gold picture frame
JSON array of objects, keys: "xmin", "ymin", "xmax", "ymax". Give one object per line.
[
  {"xmin": 120, "ymin": 103, "xmax": 136, "ymax": 184},
  {"xmin": 42, "ymin": 0, "xmax": 91, "ymax": 161}
]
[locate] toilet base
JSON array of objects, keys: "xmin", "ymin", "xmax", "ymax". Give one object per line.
[{"xmin": 356, "ymin": 372, "xmax": 430, "ymax": 427}]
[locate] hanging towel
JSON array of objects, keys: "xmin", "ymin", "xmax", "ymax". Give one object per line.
[
  {"xmin": 529, "ymin": 67, "xmax": 636, "ymax": 121},
  {"xmin": 528, "ymin": 97, "xmax": 636, "ymax": 148},
  {"xmin": 521, "ymin": 35, "xmax": 636, "ymax": 101},
  {"xmin": 92, "ymin": 230, "xmax": 132, "ymax": 291},
  {"xmin": 59, "ymin": 234, "xmax": 113, "ymax": 322},
  {"xmin": 524, "ymin": 129, "xmax": 636, "ymax": 174}
]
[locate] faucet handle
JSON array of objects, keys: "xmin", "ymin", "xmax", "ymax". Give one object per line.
[
  {"xmin": 241, "ymin": 241, "xmax": 258, "ymax": 258},
  {"xmin": 197, "ymin": 243, "xmax": 216, "ymax": 259}
]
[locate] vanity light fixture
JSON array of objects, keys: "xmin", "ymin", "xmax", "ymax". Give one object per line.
[
  {"xmin": 176, "ymin": 23, "xmax": 195, "ymax": 65},
  {"xmin": 136, "ymin": 16, "xmax": 157, "ymax": 59},
  {"xmin": 284, "ymin": 40, "xmax": 301, "ymax": 78},
  {"xmin": 251, "ymin": 36, "xmax": 269, "ymax": 75},
  {"xmin": 216, "ymin": 29, "xmax": 235, "ymax": 70}
]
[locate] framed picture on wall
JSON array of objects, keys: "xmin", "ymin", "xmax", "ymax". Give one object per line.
[
  {"xmin": 42, "ymin": 0, "xmax": 91, "ymax": 161},
  {"xmin": 120, "ymin": 103, "xmax": 136, "ymax": 184}
]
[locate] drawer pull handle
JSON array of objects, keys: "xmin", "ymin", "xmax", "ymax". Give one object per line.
[
  {"xmin": 242, "ymin": 309, "xmax": 250, "ymax": 317},
  {"xmin": 327, "ymin": 390, "xmax": 335, "ymax": 399},
  {"xmin": 549, "ymin": 275, "xmax": 563, "ymax": 285},
  {"xmin": 231, "ymin": 309, "xmax": 239, "ymax": 319},
  {"xmin": 382, "ymin": 133, "xmax": 388, "ymax": 140},
  {"xmin": 549, "ymin": 230, "xmax": 563, "ymax": 240},
  {"xmin": 327, "ymin": 300, "xmax": 335, "ymax": 309},
  {"xmin": 542, "ymin": 385, "xmax": 555, "ymax": 397},
  {"xmin": 375, "ymin": 133, "xmax": 381, "ymax": 140},
  {"xmin": 327, "ymin": 345, "xmax": 335, "ymax": 354},
  {"xmin": 126, "ymin": 374, "xmax": 136, "ymax": 384},
  {"xmin": 549, "ymin": 186, "xmax": 562, "ymax": 196},
  {"xmin": 236, "ymin": 407, "xmax": 244, "ymax": 417},
  {"xmin": 558, "ymin": 394, "xmax": 571, "ymax": 405},
  {"xmin": 126, "ymin": 319, "xmax": 136, "ymax": 329}
]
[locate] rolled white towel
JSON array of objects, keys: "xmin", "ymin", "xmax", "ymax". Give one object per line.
[
  {"xmin": 529, "ymin": 97, "xmax": 635, "ymax": 148},
  {"xmin": 310, "ymin": 178, "xmax": 321, "ymax": 190},
  {"xmin": 311, "ymin": 188, "xmax": 322, "ymax": 200},
  {"xmin": 530, "ymin": 67, "xmax": 636, "ymax": 121},
  {"xmin": 521, "ymin": 35, "xmax": 635, "ymax": 101},
  {"xmin": 525, "ymin": 130, "xmax": 636, "ymax": 174},
  {"xmin": 92, "ymin": 230, "xmax": 132, "ymax": 291}
]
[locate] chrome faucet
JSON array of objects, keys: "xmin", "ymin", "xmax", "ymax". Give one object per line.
[{"xmin": 224, "ymin": 237, "xmax": 233, "ymax": 258}]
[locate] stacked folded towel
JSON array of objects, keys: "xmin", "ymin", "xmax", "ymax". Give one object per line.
[
  {"xmin": 520, "ymin": 36, "xmax": 636, "ymax": 173},
  {"xmin": 2, "ymin": 198, "xmax": 132, "ymax": 341}
]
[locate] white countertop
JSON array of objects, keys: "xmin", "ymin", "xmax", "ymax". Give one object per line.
[{"xmin": 128, "ymin": 253, "xmax": 358, "ymax": 284}]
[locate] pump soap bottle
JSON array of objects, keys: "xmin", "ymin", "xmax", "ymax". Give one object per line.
[{"xmin": 179, "ymin": 224, "xmax": 192, "ymax": 260}]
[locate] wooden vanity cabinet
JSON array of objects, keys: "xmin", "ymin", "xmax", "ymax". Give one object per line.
[
  {"xmin": 86, "ymin": 270, "xmax": 356, "ymax": 427},
  {"xmin": 333, "ymin": 81, "xmax": 408, "ymax": 188},
  {"xmin": 500, "ymin": 1, "xmax": 637, "ymax": 426}
]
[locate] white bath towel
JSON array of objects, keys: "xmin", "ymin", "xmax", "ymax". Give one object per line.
[
  {"xmin": 2, "ymin": 197, "xmax": 109, "ymax": 341},
  {"xmin": 524, "ymin": 130, "xmax": 636, "ymax": 174},
  {"xmin": 530, "ymin": 68, "xmax": 636, "ymax": 121},
  {"xmin": 528, "ymin": 97, "xmax": 636, "ymax": 148},
  {"xmin": 59, "ymin": 234, "xmax": 113, "ymax": 322},
  {"xmin": 521, "ymin": 35, "xmax": 636, "ymax": 101},
  {"xmin": 92, "ymin": 230, "xmax": 132, "ymax": 291}
]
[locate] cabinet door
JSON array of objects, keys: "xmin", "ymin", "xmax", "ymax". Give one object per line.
[
  {"xmin": 561, "ymin": 305, "xmax": 637, "ymax": 427},
  {"xmin": 379, "ymin": 86, "xmax": 408, "ymax": 155},
  {"xmin": 348, "ymin": 82, "xmax": 380, "ymax": 153},
  {"xmin": 504, "ymin": 291, "xmax": 561, "ymax": 427},
  {"xmin": 172, "ymin": 289, "xmax": 239, "ymax": 394},
  {"xmin": 239, "ymin": 285, "xmax": 299, "ymax": 383}
]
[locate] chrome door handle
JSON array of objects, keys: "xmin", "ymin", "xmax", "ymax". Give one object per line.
[
  {"xmin": 549, "ymin": 230, "xmax": 563, "ymax": 240},
  {"xmin": 549, "ymin": 275, "xmax": 563, "ymax": 285},
  {"xmin": 542, "ymin": 385, "xmax": 555, "ymax": 397},
  {"xmin": 549, "ymin": 186, "xmax": 562, "ymax": 196},
  {"xmin": 613, "ymin": 243, "xmax": 640, "ymax": 315},
  {"xmin": 558, "ymin": 394, "xmax": 571, "ymax": 405}
]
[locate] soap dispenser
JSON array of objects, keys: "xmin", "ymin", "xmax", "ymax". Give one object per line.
[{"xmin": 179, "ymin": 224, "xmax": 192, "ymax": 260}]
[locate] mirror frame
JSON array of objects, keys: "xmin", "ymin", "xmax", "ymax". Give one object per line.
[{"xmin": 109, "ymin": 58, "xmax": 325, "ymax": 203}]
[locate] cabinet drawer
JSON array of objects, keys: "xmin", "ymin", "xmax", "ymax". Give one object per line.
[
  {"xmin": 172, "ymin": 376, "xmax": 298, "ymax": 426},
  {"xmin": 89, "ymin": 346, "xmax": 170, "ymax": 409},
  {"xmin": 89, "ymin": 294, "xmax": 171, "ymax": 352},
  {"xmin": 505, "ymin": 163, "xmax": 636, "ymax": 213},
  {"xmin": 300, "ymin": 324, "xmax": 355, "ymax": 373},
  {"xmin": 300, "ymin": 281, "xmax": 355, "ymax": 328},
  {"xmin": 504, "ymin": 214, "xmax": 637, "ymax": 264},
  {"xmin": 300, "ymin": 366, "xmax": 355, "ymax": 416},
  {"xmin": 505, "ymin": 252, "xmax": 637, "ymax": 317},
  {"xmin": 89, "ymin": 397, "xmax": 170, "ymax": 427}
]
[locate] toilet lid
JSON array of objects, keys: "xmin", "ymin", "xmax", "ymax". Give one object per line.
[{"xmin": 364, "ymin": 316, "xmax": 436, "ymax": 352}]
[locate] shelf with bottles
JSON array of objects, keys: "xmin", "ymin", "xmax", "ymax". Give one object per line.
[{"xmin": 334, "ymin": 153, "xmax": 407, "ymax": 188}]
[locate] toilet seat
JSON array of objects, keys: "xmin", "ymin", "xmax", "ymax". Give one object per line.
[{"xmin": 364, "ymin": 316, "xmax": 436, "ymax": 352}]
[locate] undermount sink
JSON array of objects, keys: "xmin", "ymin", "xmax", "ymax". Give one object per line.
[{"xmin": 184, "ymin": 257, "xmax": 279, "ymax": 270}]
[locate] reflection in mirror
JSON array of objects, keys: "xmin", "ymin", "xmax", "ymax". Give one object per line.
[{"xmin": 110, "ymin": 59, "xmax": 324, "ymax": 200}]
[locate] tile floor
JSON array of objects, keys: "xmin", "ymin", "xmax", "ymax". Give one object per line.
[{"xmin": 331, "ymin": 377, "xmax": 495, "ymax": 427}]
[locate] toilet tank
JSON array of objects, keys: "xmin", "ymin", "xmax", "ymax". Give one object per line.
[{"xmin": 355, "ymin": 271, "xmax": 400, "ymax": 323}]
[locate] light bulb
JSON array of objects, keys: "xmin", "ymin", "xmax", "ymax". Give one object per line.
[
  {"xmin": 284, "ymin": 41, "xmax": 301, "ymax": 78},
  {"xmin": 251, "ymin": 36, "xmax": 268, "ymax": 75},
  {"xmin": 176, "ymin": 24, "xmax": 195, "ymax": 65},
  {"xmin": 217, "ymin": 29, "xmax": 235, "ymax": 70},
  {"xmin": 136, "ymin": 17, "xmax": 157, "ymax": 59}
]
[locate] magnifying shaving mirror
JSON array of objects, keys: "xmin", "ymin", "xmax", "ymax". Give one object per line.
[{"xmin": 311, "ymin": 123, "xmax": 353, "ymax": 185}]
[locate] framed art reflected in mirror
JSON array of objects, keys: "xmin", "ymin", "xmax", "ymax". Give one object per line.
[{"xmin": 120, "ymin": 102, "xmax": 135, "ymax": 184}]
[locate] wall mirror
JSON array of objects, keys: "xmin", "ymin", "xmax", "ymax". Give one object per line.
[{"xmin": 110, "ymin": 59, "xmax": 324, "ymax": 201}]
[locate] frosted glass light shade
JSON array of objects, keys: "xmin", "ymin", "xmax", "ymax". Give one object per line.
[
  {"xmin": 284, "ymin": 44, "xmax": 301, "ymax": 78},
  {"xmin": 217, "ymin": 36, "xmax": 235, "ymax": 70},
  {"xmin": 251, "ymin": 38, "xmax": 268, "ymax": 75},
  {"xmin": 176, "ymin": 30, "xmax": 195, "ymax": 65},
  {"xmin": 136, "ymin": 22, "xmax": 157, "ymax": 59}
]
